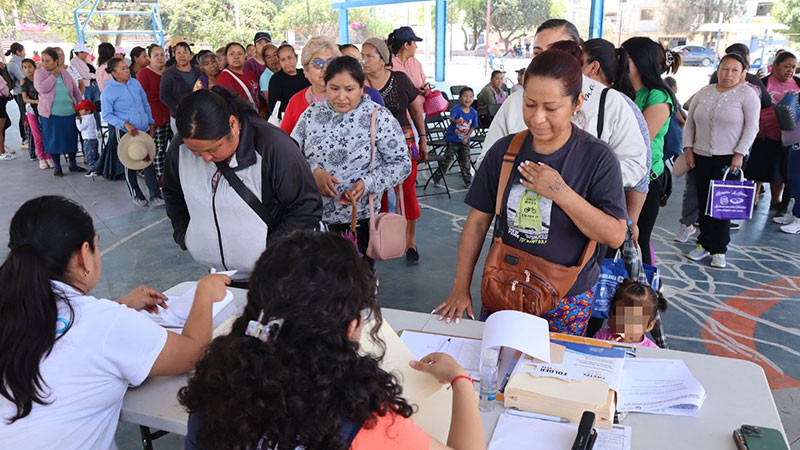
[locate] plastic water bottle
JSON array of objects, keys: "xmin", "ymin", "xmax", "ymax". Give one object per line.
[{"xmin": 479, "ymin": 348, "xmax": 499, "ymax": 412}]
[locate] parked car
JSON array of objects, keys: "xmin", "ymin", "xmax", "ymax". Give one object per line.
[{"xmin": 673, "ymin": 45, "xmax": 716, "ymax": 67}]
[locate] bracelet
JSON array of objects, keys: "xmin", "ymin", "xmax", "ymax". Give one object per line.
[{"xmin": 450, "ymin": 374, "xmax": 472, "ymax": 387}]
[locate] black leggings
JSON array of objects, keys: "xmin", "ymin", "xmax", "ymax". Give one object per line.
[
  {"xmin": 637, "ymin": 172, "xmax": 667, "ymax": 266},
  {"xmin": 14, "ymin": 94, "xmax": 26, "ymax": 140}
]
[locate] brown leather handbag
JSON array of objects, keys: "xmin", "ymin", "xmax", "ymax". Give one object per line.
[{"xmin": 480, "ymin": 131, "xmax": 597, "ymax": 316}]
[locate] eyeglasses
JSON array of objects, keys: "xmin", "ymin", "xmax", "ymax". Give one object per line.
[{"xmin": 310, "ymin": 58, "xmax": 336, "ymax": 70}]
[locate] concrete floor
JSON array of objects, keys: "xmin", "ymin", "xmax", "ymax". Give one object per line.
[{"xmin": 1, "ymin": 108, "xmax": 798, "ymax": 449}]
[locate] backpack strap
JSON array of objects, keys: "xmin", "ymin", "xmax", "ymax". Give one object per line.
[
  {"xmin": 336, "ymin": 417, "xmax": 363, "ymax": 445},
  {"xmin": 215, "ymin": 161, "xmax": 278, "ymax": 230},
  {"xmin": 596, "ymin": 87, "xmax": 610, "ymax": 139},
  {"xmin": 495, "ymin": 131, "xmax": 528, "ymax": 216}
]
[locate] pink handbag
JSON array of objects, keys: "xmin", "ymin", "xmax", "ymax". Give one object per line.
[
  {"xmin": 423, "ymin": 89, "xmax": 449, "ymax": 117},
  {"xmin": 365, "ymin": 108, "xmax": 408, "ymax": 261}
]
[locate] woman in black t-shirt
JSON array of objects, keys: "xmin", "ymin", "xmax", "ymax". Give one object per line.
[
  {"xmin": 433, "ymin": 48, "xmax": 628, "ymax": 336},
  {"xmin": 362, "ymin": 37, "xmax": 427, "ymax": 264},
  {"xmin": 267, "ymin": 44, "xmax": 310, "ymax": 118}
]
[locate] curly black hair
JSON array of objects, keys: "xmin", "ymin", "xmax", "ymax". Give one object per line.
[{"xmin": 178, "ymin": 230, "xmax": 413, "ymax": 450}]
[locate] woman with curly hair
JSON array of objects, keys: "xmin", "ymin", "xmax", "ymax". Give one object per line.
[{"xmin": 179, "ymin": 230, "xmax": 484, "ymax": 450}]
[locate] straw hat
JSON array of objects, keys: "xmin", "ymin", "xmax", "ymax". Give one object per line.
[{"xmin": 118, "ymin": 132, "xmax": 156, "ymax": 170}]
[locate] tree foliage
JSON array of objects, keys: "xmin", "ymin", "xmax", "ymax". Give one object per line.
[
  {"xmin": 161, "ymin": 0, "xmax": 278, "ymax": 46},
  {"xmin": 660, "ymin": 0, "xmax": 746, "ymax": 35},
  {"xmin": 451, "ymin": 0, "xmax": 556, "ymax": 50},
  {"xmin": 773, "ymin": 0, "xmax": 800, "ymax": 43}
]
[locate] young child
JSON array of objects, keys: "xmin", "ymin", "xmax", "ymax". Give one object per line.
[
  {"xmin": 593, "ymin": 279, "xmax": 667, "ymax": 348},
  {"xmin": 74, "ymin": 99, "xmax": 99, "ymax": 177},
  {"xmin": 20, "ymin": 58, "xmax": 50, "ymax": 168},
  {"xmin": 434, "ymin": 86, "xmax": 479, "ymax": 189}
]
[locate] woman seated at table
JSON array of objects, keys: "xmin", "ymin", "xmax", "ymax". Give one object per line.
[
  {"xmin": 291, "ymin": 56, "xmax": 410, "ymax": 262},
  {"xmin": 433, "ymin": 48, "xmax": 627, "ymax": 335},
  {"xmin": 0, "ymin": 195, "xmax": 231, "ymax": 449},
  {"xmin": 179, "ymin": 230, "xmax": 484, "ymax": 450},
  {"xmin": 476, "ymin": 70, "xmax": 507, "ymax": 127}
]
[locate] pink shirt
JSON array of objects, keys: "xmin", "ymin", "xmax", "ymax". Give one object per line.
[
  {"xmin": 593, "ymin": 326, "xmax": 659, "ymax": 348},
  {"xmin": 96, "ymin": 63, "xmax": 112, "ymax": 93},
  {"xmin": 761, "ymin": 76, "xmax": 800, "ymax": 141},
  {"xmin": 391, "ymin": 55, "xmax": 426, "ymax": 108}
]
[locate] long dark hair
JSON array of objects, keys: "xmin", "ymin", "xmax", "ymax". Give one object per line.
[
  {"xmin": 4, "ymin": 42, "xmax": 24, "ymax": 57},
  {"xmin": 536, "ymin": 19, "xmax": 582, "ymax": 44},
  {"xmin": 525, "ymin": 48, "xmax": 583, "ymax": 105},
  {"xmin": 176, "ymin": 86, "xmax": 261, "ymax": 141},
  {"xmin": 0, "ymin": 196, "xmax": 96, "ymax": 424},
  {"xmin": 324, "ymin": 56, "xmax": 365, "ymax": 86},
  {"xmin": 582, "ymin": 38, "xmax": 636, "ymax": 100},
  {"xmin": 622, "ymin": 37, "xmax": 681, "ymax": 110},
  {"xmin": 97, "ymin": 42, "xmax": 115, "ymax": 68},
  {"xmin": 178, "ymin": 231, "xmax": 412, "ymax": 450}
]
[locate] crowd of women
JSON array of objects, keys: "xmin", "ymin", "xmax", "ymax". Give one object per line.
[{"xmin": 0, "ymin": 16, "xmax": 798, "ymax": 449}]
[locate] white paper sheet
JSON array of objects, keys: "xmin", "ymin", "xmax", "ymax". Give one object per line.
[
  {"xmin": 488, "ymin": 411, "xmax": 631, "ymax": 450},
  {"xmin": 515, "ymin": 343, "xmax": 626, "ymax": 391},
  {"xmin": 401, "ymin": 331, "xmax": 482, "ymax": 378},
  {"xmin": 617, "ymin": 358, "xmax": 706, "ymax": 415},
  {"xmin": 141, "ymin": 284, "xmax": 234, "ymax": 328},
  {"xmin": 481, "ymin": 310, "xmax": 551, "ymax": 363}
]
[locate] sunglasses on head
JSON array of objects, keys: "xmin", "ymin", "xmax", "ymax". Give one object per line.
[{"xmin": 310, "ymin": 58, "xmax": 336, "ymax": 70}]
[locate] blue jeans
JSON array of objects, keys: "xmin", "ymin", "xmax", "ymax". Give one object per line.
[{"xmin": 789, "ymin": 144, "xmax": 800, "ymax": 217}]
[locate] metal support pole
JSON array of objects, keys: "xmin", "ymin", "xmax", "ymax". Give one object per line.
[
  {"xmin": 338, "ymin": 8, "xmax": 349, "ymax": 44},
  {"xmin": 435, "ymin": 0, "xmax": 446, "ymax": 81},
  {"xmin": 589, "ymin": 0, "xmax": 604, "ymax": 39}
]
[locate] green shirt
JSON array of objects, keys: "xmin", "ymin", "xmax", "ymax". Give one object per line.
[
  {"xmin": 51, "ymin": 75, "xmax": 75, "ymax": 117},
  {"xmin": 635, "ymin": 87, "xmax": 673, "ymax": 177}
]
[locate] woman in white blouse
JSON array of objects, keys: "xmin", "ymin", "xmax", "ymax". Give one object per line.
[
  {"xmin": 683, "ymin": 53, "xmax": 760, "ymax": 268},
  {"xmin": 0, "ymin": 196, "xmax": 230, "ymax": 449}
]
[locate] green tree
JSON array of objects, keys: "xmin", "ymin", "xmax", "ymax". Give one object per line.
[
  {"xmin": 161, "ymin": 0, "xmax": 278, "ymax": 47},
  {"xmin": 273, "ymin": 0, "xmax": 338, "ymax": 40},
  {"xmin": 773, "ymin": 0, "xmax": 800, "ymax": 43},
  {"xmin": 452, "ymin": 0, "xmax": 556, "ymax": 51},
  {"xmin": 660, "ymin": 0, "xmax": 746, "ymax": 36},
  {"xmin": 452, "ymin": 0, "xmax": 485, "ymax": 50}
]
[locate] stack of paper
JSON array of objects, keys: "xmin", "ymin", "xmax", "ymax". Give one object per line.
[
  {"xmin": 140, "ymin": 283, "xmax": 234, "ymax": 328},
  {"xmin": 503, "ymin": 341, "xmax": 628, "ymax": 428},
  {"xmin": 617, "ymin": 358, "xmax": 706, "ymax": 416},
  {"xmin": 488, "ymin": 410, "xmax": 631, "ymax": 450},
  {"xmin": 400, "ymin": 331, "xmax": 482, "ymax": 379}
]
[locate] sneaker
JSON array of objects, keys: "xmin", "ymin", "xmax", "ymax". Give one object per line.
[
  {"xmin": 405, "ymin": 247, "xmax": 420, "ymax": 264},
  {"xmin": 773, "ymin": 213, "xmax": 795, "ymax": 225},
  {"xmin": 30, "ymin": 155, "xmax": 37, "ymax": 161},
  {"xmin": 710, "ymin": 253, "xmax": 727, "ymax": 268},
  {"xmin": 687, "ymin": 244, "xmax": 710, "ymax": 261},
  {"xmin": 132, "ymin": 197, "xmax": 149, "ymax": 207},
  {"xmin": 150, "ymin": 196, "xmax": 165, "ymax": 207},
  {"xmin": 5, "ymin": 147, "xmax": 15, "ymax": 154},
  {"xmin": 730, "ymin": 222, "xmax": 740, "ymax": 230},
  {"xmin": 0, "ymin": 153, "xmax": 16, "ymax": 161},
  {"xmin": 38, "ymin": 160, "xmax": 48, "ymax": 169},
  {"xmin": 675, "ymin": 224, "xmax": 696, "ymax": 243},
  {"xmin": 779, "ymin": 217, "xmax": 800, "ymax": 234},
  {"xmin": 463, "ymin": 180, "xmax": 472, "ymax": 189},
  {"xmin": 84, "ymin": 170, "xmax": 96, "ymax": 178},
  {"xmin": 46, "ymin": 159, "xmax": 54, "ymax": 168}
]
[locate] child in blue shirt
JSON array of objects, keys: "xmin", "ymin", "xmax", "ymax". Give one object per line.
[{"xmin": 434, "ymin": 87, "xmax": 479, "ymax": 188}]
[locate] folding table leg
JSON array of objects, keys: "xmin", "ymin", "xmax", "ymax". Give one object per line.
[{"xmin": 139, "ymin": 426, "xmax": 170, "ymax": 450}]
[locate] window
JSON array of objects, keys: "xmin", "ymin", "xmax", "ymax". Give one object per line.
[
  {"xmin": 756, "ymin": 2, "xmax": 773, "ymax": 16},
  {"xmin": 640, "ymin": 9, "xmax": 655, "ymax": 21}
]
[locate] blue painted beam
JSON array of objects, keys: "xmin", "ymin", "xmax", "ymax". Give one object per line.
[
  {"xmin": 339, "ymin": 8, "xmax": 349, "ymax": 43},
  {"xmin": 435, "ymin": 0, "xmax": 446, "ymax": 81},
  {"xmin": 331, "ymin": 0, "xmax": 425, "ymax": 9},
  {"xmin": 588, "ymin": 0, "xmax": 604, "ymax": 39}
]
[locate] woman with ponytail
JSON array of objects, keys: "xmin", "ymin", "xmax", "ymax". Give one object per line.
[
  {"xmin": 582, "ymin": 38, "xmax": 652, "ymax": 243},
  {"xmin": 179, "ymin": 230, "xmax": 484, "ymax": 450},
  {"xmin": 0, "ymin": 195, "xmax": 230, "ymax": 449},
  {"xmin": 621, "ymin": 37, "xmax": 681, "ymax": 265}
]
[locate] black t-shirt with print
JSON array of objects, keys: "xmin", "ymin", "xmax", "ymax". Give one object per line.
[
  {"xmin": 21, "ymin": 77, "xmax": 39, "ymax": 115},
  {"xmin": 267, "ymin": 69, "xmax": 311, "ymax": 118},
  {"xmin": 377, "ymin": 71, "xmax": 418, "ymax": 128},
  {"xmin": 466, "ymin": 127, "xmax": 628, "ymax": 296}
]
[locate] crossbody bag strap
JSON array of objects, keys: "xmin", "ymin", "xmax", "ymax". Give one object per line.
[
  {"xmin": 596, "ymin": 87, "xmax": 610, "ymax": 139},
  {"xmin": 222, "ymin": 68, "xmax": 257, "ymax": 108},
  {"xmin": 495, "ymin": 131, "xmax": 528, "ymax": 216},
  {"xmin": 368, "ymin": 107, "xmax": 405, "ymax": 219},
  {"xmin": 215, "ymin": 161, "xmax": 277, "ymax": 230}
]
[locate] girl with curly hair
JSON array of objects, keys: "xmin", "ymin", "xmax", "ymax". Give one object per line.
[{"xmin": 179, "ymin": 230, "xmax": 484, "ymax": 450}]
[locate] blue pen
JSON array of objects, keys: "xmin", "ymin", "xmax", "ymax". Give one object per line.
[{"xmin": 499, "ymin": 352, "xmax": 521, "ymax": 393}]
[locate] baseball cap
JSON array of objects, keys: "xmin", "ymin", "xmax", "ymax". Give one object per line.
[
  {"xmin": 74, "ymin": 43, "xmax": 90, "ymax": 54},
  {"xmin": 170, "ymin": 36, "xmax": 194, "ymax": 48},
  {"xmin": 254, "ymin": 32, "xmax": 272, "ymax": 44},
  {"xmin": 393, "ymin": 26, "xmax": 422, "ymax": 42}
]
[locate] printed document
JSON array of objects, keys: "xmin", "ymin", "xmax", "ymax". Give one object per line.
[
  {"xmin": 401, "ymin": 331, "xmax": 482, "ymax": 378},
  {"xmin": 514, "ymin": 341, "xmax": 627, "ymax": 391},
  {"xmin": 488, "ymin": 411, "xmax": 631, "ymax": 450},
  {"xmin": 617, "ymin": 358, "xmax": 706, "ymax": 415}
]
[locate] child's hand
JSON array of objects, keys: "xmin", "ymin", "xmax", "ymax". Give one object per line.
[{"xmin": 462, "ymin": 137, "xmax": 468, "ymax": 144}]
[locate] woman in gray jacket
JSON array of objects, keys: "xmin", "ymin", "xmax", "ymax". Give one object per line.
[
  {"xmin": 4, "ymin": 42, "xmax": 26, "ymax": 144},
  {"xmin": 291, "ymin": 56, "xmax": 411, "ymax": 262},
  {"xmin": 162, "ymin": 87, "xmax": 322, "ymax": 286}
]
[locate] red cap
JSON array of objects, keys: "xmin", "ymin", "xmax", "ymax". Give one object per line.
[{"xmin": 73, "ymin": 99, "xmax": 95, "ymax": 112}]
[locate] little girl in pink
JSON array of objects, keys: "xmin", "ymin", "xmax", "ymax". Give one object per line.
[{"xmin": 593, "ymin": 279, "xmax": 667, "ymax": 348}]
